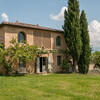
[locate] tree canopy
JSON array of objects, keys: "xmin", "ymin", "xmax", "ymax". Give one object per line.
[
  {"xmin": 0, "ymin": 38, "xmax": 38, "ymax": 75},
  {"xmin": 78, "ymin": 10, "xmax": 91, "ymax": 74},
  {"xmin": 63, "ymin": 0, "xmax": 82, "ymax": 72}
]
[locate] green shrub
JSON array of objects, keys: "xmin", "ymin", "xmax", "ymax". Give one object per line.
[
  {"xmin": 91, "ymin": 51, "xmax": 100, "ymax": 68},
  {"xmin": 62, "ymin": 60, "xmax": 71, "ymax": 72},
  {"xmin": 0, "ymin": 38, "xmax": 38, "ymax": 75}
]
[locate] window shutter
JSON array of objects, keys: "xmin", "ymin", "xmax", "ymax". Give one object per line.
[
  {"xmin": 48, "ymin": 56, "xmax": 52, "ymax": 72},
  {"xmin": 36, "ymin": 57, "xmax": 40, "ymax": 73}
]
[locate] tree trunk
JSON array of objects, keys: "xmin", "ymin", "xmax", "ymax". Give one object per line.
[{"xmin": 72, "ymin": 59, "xmax": 77, "ymax": 73}]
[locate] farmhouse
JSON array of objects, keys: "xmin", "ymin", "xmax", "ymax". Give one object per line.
[{"xmin": 0, "ymin": 21, "xmax": 67, "ymax": 74}]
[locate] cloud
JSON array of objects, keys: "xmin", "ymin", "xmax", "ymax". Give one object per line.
[
  {"xmin": 1, "ymin": 13, "xmax": 9, "ymax": 22},
  {"xmin": 88, "ymin": 20, "xmax": 100, "ymax": 49},
  {"xmin": 50, "ymin": 6, "xmax": 68, "ymax": 21}
]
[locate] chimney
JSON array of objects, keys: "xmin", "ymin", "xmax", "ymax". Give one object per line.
[
  {"xmin": 16, "ymin": 20, "xmax": 19, "ymax": 23},
  {"xmin": 37, "ymin": 24, "xmax": 39, "ymax": 27}
]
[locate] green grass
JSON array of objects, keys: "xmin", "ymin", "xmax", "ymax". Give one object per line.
[{"xmin": 0, "ymin": 74, "xmax": 100, "ymax": 100}]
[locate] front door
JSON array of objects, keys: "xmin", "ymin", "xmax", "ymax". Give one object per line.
[{"xmin": 36, "ymin": 57, "xmax": 48, "ymax": 73}]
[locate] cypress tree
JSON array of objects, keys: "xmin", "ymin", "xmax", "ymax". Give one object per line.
[
  {"xmin": 78, "ymin": 10, "xmax": 91, "ymax": 74},
  {"xmin": 63, "ymin": 0, "xmax": 82, "ymax": 72}
]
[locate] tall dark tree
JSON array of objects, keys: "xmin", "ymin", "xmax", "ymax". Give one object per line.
[
  {"xmin": 78, "ymin": 10, "xmax": 91, "ymax": 74},
  {"xmin": 63, "ymin": 0, "xmax": 82, "ymax": 72}
]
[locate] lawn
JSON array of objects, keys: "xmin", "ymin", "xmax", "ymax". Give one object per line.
[{"xmin": 0, "ymin": 74, "xmax": 100, "ymax": 100}]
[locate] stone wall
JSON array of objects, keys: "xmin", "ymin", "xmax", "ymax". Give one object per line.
[
  {"xmin": 0, "ymin": 24, "xmax": 94, "ymax": 74},
  {"xmin": 89, "ymin": 64, "xmax": 95, "ymax": 71},
  {"xmin": 4, "ymin": 25, "xmax": 34, "ymax": 48},
  {"xmin": 0, "ymin": 25, "xmax": 67, "ymax": 74},
  {"xmin": 51, "ymin": 32, "xmax": 67, "ymax": 72},
  {"xmin": 0, "ymin": 27, "xmax": 5, "ymax": 44},
  {"xmin": 34, "ymin": 30, "xmax": 51, "ymax": 49},
  {"xmin": 0, "ymin": 27, "xmax": 5, "ymax": 74}
]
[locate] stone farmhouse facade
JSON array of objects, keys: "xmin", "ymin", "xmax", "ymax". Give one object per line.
[{"xmin": 0, "ymin": 22, "xmax": 67, "ymax": 74}]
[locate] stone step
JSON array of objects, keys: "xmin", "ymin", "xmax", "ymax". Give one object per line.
[{"xmin": 39, "ymin": 72, "xmax": 48, "ymax": 75}]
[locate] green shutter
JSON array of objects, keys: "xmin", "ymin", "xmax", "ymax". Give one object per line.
[
  {"xmin": 36, "ymin": 57, "xmax": 40, "ymax": 73},
  {"xmin": 48, "ymin": 56, "xmax": 52, "ymax": 72}
]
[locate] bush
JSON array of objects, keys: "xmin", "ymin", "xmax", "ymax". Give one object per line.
[
  {"xmin": 91, "ymin": 51, "xmax": 100, "ymax": 68},
  {"xmin": 62, "ymin": 60, "xmax": 71, "ymax": 72},
  {"xmin": 0, "ymin": 38, "xmax": 38, "ymax": 75}
]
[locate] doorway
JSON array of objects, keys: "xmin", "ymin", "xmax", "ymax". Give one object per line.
[{"xmin": 40, "ymin": 57, "xmax": 47, "ymax": 72}]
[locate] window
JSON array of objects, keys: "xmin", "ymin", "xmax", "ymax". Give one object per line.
[
  {"xmin": 18, "ymin": 32, "xmax": 26, "ymax": 43},
  {"xmin": 56, "ymin": 36, "xmax": 61, "ymax": 46},
  {"xmin": 19, "ymin": 58, "xmax": 26, "ymax": 68},
  {"xmin": 57, "ymin": 56, "xmax": 61, "ymax": 66}
]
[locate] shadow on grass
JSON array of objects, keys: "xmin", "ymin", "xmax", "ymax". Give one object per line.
[
  {"xmin": 54, "ymin": 72, "xmax": 87, "ymax": 75},
  {"xmin": 54, "ymin": 72, "xmax": 72, "ymax": 74},
  {"xmin": 0, "ymin": 73, "xmax": 26, "ymax": 77}
]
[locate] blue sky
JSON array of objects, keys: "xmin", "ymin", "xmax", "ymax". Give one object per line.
[
  {"xmin": 0, "ymin": 0, "xmax": 100, "ymax": 51},
  {"xmin": 0, "ymin": 0, "xmax": 100, "ymax": 28}
]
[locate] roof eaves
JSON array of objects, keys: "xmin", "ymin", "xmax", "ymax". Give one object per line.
[{"xmin": 0, "ymin": 22, "xmax": 64, "ymax": 33}]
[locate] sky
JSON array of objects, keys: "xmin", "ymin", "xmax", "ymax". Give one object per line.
[{"xmin": 0, "ymin": 0, "xmax": 100, "ymax": 51}]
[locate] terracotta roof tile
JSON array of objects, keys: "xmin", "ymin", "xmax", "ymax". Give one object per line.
[{"xmin": 1, "ymin": 22, "xmax": 64, "ymax": 33}]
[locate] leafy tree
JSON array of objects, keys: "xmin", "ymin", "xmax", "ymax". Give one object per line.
[
  {"xmin": 91, "ymin": 51, "xmax": 100, "ymax": 68},
  {"xmin": 78, "ymin": 10, "xmax": 91, "ymax": 74},
  {"xmin": 63, "ymin": 0, "xmax": 82, "ymax": 72},
  {"xmin": 0, "ymin": 44, "xmax": 11, "ymax": 75},
  {"xmin": 0, "ymin": 38, "xmax": 38, "ymax": 75},
  {"xmin": 0, "ymin": 38, "xmax": 56, "ymax": 75}
]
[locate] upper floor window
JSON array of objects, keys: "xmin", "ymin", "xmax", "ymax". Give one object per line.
[
  {"xmin": 56, "ymin": 36, "xmax": 61, "ymax": 46},
  {"xmin": 18, "ymin": 32, "xmax": 26, "ymax": 43}
]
